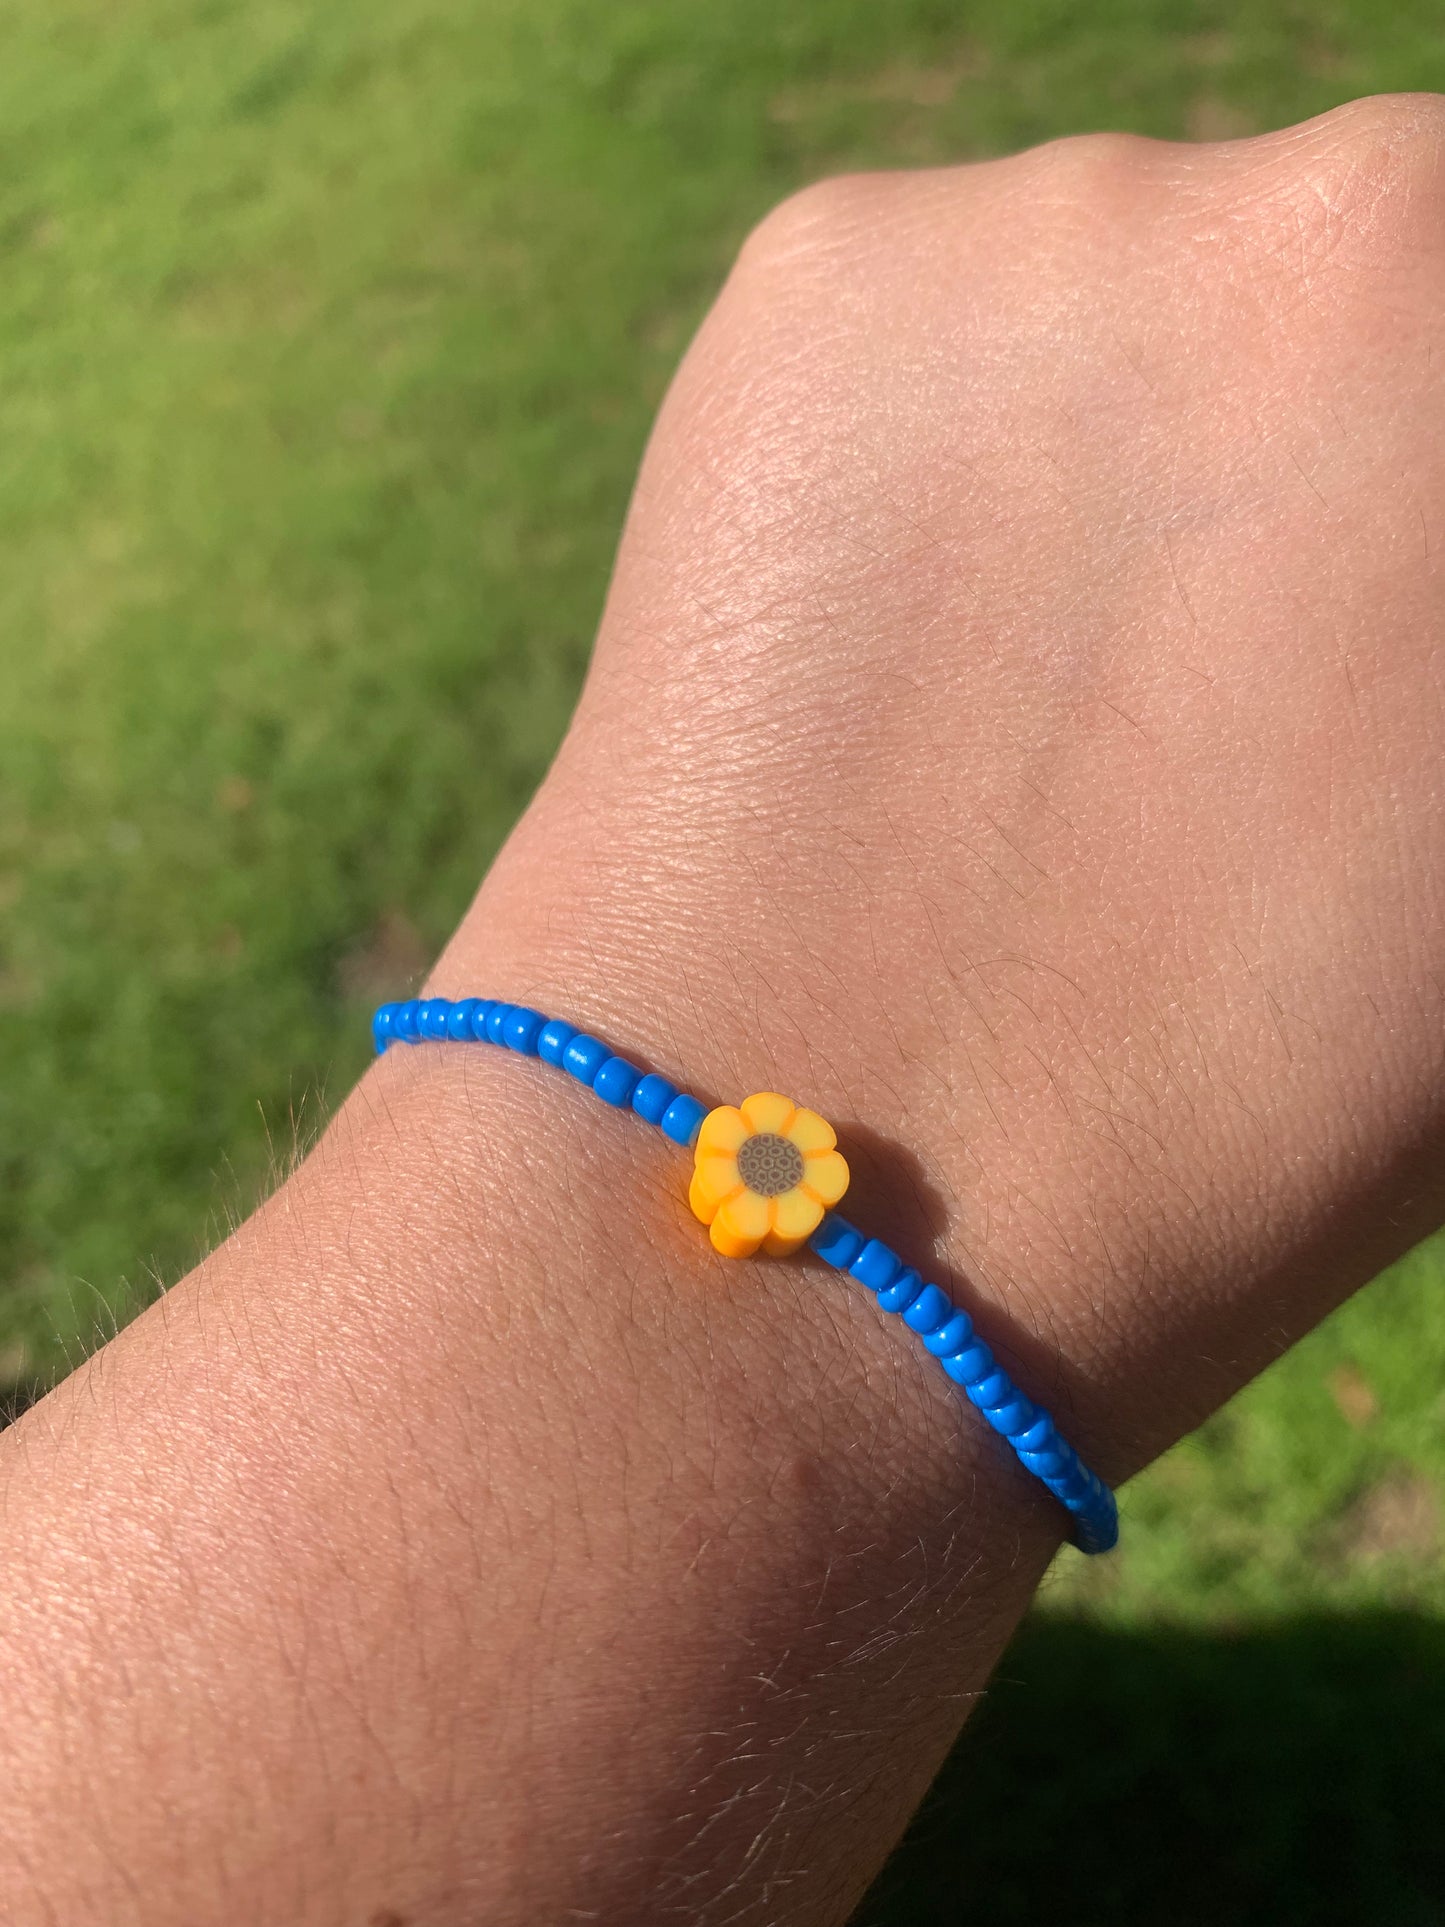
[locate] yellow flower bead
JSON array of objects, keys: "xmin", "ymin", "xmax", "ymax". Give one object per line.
[{"xmin": 689, "ymin": 1091, "xmax": 850, "ymax": 1259}]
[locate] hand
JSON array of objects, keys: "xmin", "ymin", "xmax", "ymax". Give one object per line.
[{"xmin": 458, "ymin": 93, "xmax": 1445, "ymax": 1480}]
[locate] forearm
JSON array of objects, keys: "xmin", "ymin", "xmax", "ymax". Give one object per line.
[
  {"xmin": 3, "ymin": 756, "xmax": 1437, "ymax": 1925},
  {"xmin": 0, "ymin": 959, "xmax": 1062, "ymax": 1926}
]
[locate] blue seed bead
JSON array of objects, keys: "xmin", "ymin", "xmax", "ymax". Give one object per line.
[
  {"xmin": 1015, "ymin": 1416, "xmax": 1057, "ymax": 1454},
  {"xmin": 1077, "ymin": 1513, "xmax": 1110, "ymax": 1551},
  {"xmin": 563, "ymin": 1034, "xmax": 611, "ymax": 1087},
  {"xmin": 811, "ymin": 1214, "xmax": 865, "ymax": 1271},
  {"xmin": 969, "ymin": 1370, "xmax": 1015, "ymax": 1409},
  {"xmin": 420, "ymin": 999, "xmax": 452, "ymax": 1040},
  {"xmin": 372, "ymin": 1004, "xmax": 396, "ymax": 1054},
  {"xmin": 468, "ymin": 999, "xmax": 495, "ymax": 1040},
  {"xmin": 593, "ymin": 1056, "xmax": 642, "ymax": 1107},
  {"xmin": 485, "ymin": 1004, "xmax": 511, "ymax": 1045},
  {"xmin": 902, "ymin": 1284, "xmax": 953, "ymax": 1336},
  {"xmin": 630, "ymin": 1073, "xmax": 677, "ymax": 1126},
  {"xmin": 1020, "ymin": 1447, "xmax": 1069, "ymax": 1479},
  {"xmin": 503, "ymin": 1006, "xmax": 545, "ymax": 1055},
  {"xmin": 392, "ymin": 1000, "xmax": 420, "ymax": 1042},
  {"xmin": 448, "ymin": 999, "xmax": 482, "ymax": 1040},
  {"xmin": 990, "ymin": 1397, "xmax": 1037, "ymax": 1438},
  {"xmin": 660, "ymin": 1093, "xmax": 707, "ymax": 1147},
  {"xmin": 849, "ymin": 1239, "xmax": 902, "ymax": 1294},
  {"xmin": 1080, "ymin": 1511, "xmax": 1118, "ymax": 1554},
  {"xmin": 537, "ymin": 1018, "xmax": 577, "ymax": 1065},
  {"xmin": 941, "ymin": 1342, "xmax": 993, "ymax": 1385},
  {"xmin": 923, "ymin": 1310, "xmax": 974, "ymax": 1357},
  {"xmin": 876, "ymin": 1266, "xmax": 924, "ymax": 1315}
]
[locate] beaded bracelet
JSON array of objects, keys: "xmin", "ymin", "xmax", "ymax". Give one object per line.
[{"xmin": 373, "ymin": 996, "xmax": 1118, "ymax": 1554}]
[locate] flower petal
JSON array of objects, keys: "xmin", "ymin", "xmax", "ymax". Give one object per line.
[
  {"xmin": 762, "ymin": 1186, "xmax": 824, "ymax": 1256},
  {"xmin": 691, "ymin": 1157, "xmax": 745, "ymax": 1224},
  {"xmin": 800, "ymin": 1149, "xmax": 849, "ymax": 1207},
  {"xmin": 689, "ymin": 1168, "xmax": 719, "ymax": 1225},
  {"xmin": 696, "ymin": 1105, "xmax": 749, "ymax": 1157},
  {"xmin": 711, "ymin": 1188, "xmax": 770, "ymax": 1258},
  {"xmin": 689, "ymin": 1156, "xmax": 739, "ymax": 1202},
  {"xmin": 785, "ymin": 1107, "xmax": 836, "ymax": 1154},
  {"xmin": 739, "ymin": 1091, "xmax": 797, "ymax": 1135}
]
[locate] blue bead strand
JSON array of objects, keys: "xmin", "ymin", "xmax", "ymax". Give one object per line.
[{"xmin": 373, "ymin": 998, "xmax": 1118, "ymax": 1553}]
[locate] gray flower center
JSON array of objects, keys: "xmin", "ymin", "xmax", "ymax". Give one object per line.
[{"xmin": 736, "ymin": 1132, "xmax": 804, "ymax": 1197}]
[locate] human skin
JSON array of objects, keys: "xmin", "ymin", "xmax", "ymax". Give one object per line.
[{"xmin": 3, "ymin": 94, "xmax": 1445, "ymax": 1926}]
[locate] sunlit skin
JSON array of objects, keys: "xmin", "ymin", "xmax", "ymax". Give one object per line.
[{"xmin": 3, "ymin": 97, "xmax": 1445, "ymax": 1927}]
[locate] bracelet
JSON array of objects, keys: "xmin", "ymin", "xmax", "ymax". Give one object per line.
[{"xmin": 373, "ymin": 995, "xmax": 1118, "ymax": 1554}]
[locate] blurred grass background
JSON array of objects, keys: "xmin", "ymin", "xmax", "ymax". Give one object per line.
[{"xmin": 1, "ymin": 2, "xmax": 1441, "ymax": 1918}]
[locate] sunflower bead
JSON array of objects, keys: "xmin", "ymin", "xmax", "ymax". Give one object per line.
[{"xmin": 688, "ymin": 1091, "xmax": 850, "ymax": 1259}]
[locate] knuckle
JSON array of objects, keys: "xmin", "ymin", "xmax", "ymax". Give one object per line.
[
  {"xmin": 993, "ymin": 130, "xmax": 1168, "ymax": 252},
  {"xmin": 1245, "ymin": 94, "xmax": 1445, "ymax": 253},
  {"xmin": 1039, "ymin": 128, "xmax": 1161, "ymax": 188},
  {"xmin": 734, "ymin": 172, "xmax": 899, "ymax": 279},
  {"xmin": 1314, "ymin": 89, "xmax": 1445, "ymax": 155}
]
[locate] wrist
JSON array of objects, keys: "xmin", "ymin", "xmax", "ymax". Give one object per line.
[
  {"xmin": 364, "ymin": 1009, "xmax": 1067, "ymax": 1560},
  {"xmin": 430, "ymin": 780, "xmax": 1134, "ymax": 1493},
  {"xmin": 410, "ymin": 885, "xmax": 1103, "ymax": 1583}
]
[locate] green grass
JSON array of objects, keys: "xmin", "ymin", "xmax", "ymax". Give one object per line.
[{"xmin": 2, "ymin": 2, "xmax": 1442, "ymax": 1916}]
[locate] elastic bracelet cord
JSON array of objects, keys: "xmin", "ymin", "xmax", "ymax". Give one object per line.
[{"xmin": 373, "ymin": 995, "xmax": 1118, "ymax": 1555}]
